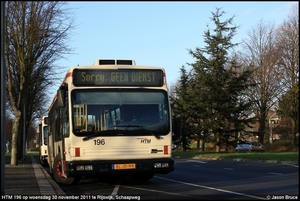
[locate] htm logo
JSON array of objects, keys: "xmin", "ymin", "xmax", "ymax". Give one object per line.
[
  {"xmin": 138, "ymin": 138, "xmax": 151, "ymax": 143},
  {"xmin": 2, "ymin": 195, "xmax": 13, "ymax": 199}
]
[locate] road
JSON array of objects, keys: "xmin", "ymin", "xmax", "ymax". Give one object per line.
[{"xmin": 43, "ymin": 158, "xmax": 299, "ymax": 200}]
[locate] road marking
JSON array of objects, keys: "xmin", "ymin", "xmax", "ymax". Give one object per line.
[
  {"xmin": 154, "ymin": 176, "xmax": 268, "ymax": 200},
  {"xmin": 268, "ymin": 172, "xmax": 282, "ymax": 175},
  {"xmin": 285, "ymin": 164, "xmax": 299, "ymax": 168},
  {"xmin": 111, "ymin": 184, "xmax": 120, "ymax": 196}
]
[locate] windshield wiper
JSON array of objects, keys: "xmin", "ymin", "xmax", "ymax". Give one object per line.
[
  {"xmin": 144, "ymin": 129, "xmax": 161, "ymax": 140},
  {"xmin": 122, "ymin": 125, "xmax": 161, "ymax": 140},
  {"xmin": 82, "ymin": 131, "xmax": 124, "ymax": 141},
  {"xmin": 82, "ymin": 131, "xmax": 102, "ymax": 141}
]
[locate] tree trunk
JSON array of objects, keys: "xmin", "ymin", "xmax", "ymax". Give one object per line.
[
  {"xmin": 258, "ymin": 116, "xmax": 267, "ymax": 143},
  {"xmin": 200, "ymin": 139, "xmax": 205, "ymax": 152},
  {"xmin": 291, "ymin": 118, "xmax": 297, "ymax": 145},
  {"xmin": 215, "ymin": 134, "xmax": 220, "ymax": 153},
  {"xmin": 10, "ymin": 111, "xmax": 21, "ymax": 166}
]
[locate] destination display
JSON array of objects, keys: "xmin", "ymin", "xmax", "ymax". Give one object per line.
[{"xmin": 73, "ymin": 69, "xmax": 163, "ymax": 86}]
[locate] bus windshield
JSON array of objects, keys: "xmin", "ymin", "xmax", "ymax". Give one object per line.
[{"xmin": 71, "ymin": 89, "xmax": 170, "ymax": 136}]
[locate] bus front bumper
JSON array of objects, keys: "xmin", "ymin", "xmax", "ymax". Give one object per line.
[{"xmin": 65, "ymin": 158, "xmax": 174, "ymax": 176}]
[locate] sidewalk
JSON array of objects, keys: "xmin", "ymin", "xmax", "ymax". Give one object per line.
[{"xmin": 4, "ymin": 155, "xmax": 66, "ymax": 196}]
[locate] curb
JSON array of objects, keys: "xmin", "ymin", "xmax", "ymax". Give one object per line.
[{"xmin": 31, "ymin": 157, "xmax": 66, "ymax": 195}]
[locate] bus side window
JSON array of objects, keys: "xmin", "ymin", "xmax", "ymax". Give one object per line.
[
  {"xmin": 62, "ymin": 100, "xmax": 69, "ymax": 137},
  {"xmin": 55, "ymin": 108, "xmax": 61, "ymax": 140}
]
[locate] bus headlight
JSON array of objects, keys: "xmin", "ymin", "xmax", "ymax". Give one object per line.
[
  {"xmin": 161, "ymin": 163, "xmax": 169, "ymax": 168},
  {"xmin": 154, "ymin": 163, "xmax": 169, "ymax": 168},
  {"xmin": 76, "ymin": 165, "xmax": 93, "ymax": 171},
  {"xmin": 76, "ymin": 166, "xmax": 84, "ymax": 171},
  {"xmin": 84, "ymin": 165, "xmax": 93, "ymax": 170},
  {"xmin": 154, "ymin": 163, "xmax": 161, "ymax": 168}
]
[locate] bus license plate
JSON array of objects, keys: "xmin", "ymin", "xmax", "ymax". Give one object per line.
[{"xmin": 113, "ymin": 163, "xmax": 136, "ymax": 170}]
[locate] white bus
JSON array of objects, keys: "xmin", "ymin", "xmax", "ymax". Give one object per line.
[
  {"xmin": 47, "ymin": 59, "xmax": 180, "ymax": 185},
  {"xmin": 37, "ymin": 116, "xmax": 48, "ymax": 166}
]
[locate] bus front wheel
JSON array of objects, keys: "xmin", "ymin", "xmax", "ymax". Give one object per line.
[
  {"xmin": 53, "ymin": 154, "xmax": 81, "ymax": 185},
  {"xmin": 40, "ymin": 156, "xmax": 48, "ymax": 167}
]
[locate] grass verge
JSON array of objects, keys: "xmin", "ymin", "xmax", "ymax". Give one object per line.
[
  {"xmin": 172, "ymin": 151, "xmax": 299, "ymax": 161},
  {"xmin": 5, "ymin": 151, "xmax": 39, "ymax": 157}
]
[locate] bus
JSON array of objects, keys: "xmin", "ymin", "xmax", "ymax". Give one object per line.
[
  {"xmin": 47, "ymin": 59, "xmax": 180, "ymax": 185},
  {"xmin": 37, "ymin": 116, "xmax": 48, "ymax": 166}
]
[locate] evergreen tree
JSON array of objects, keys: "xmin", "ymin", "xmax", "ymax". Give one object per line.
[
  {"xmin": 187, "ymin": 8, "xmax": 255, "ymax": 152},
  {"xmin": 277, "ymin": 82, "xmax": 299, "ymax": 145},
  {"xmin": 170, "ymin": 66, "xmax": 194, "ymax": 151}
]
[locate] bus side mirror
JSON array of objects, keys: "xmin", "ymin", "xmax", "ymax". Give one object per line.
[
  {"xmin": 172, "ymin": 116, "xmax": 181, "ymax": 136},
  {"xmin": 57, "ymin": 88, "xmax": 66, "ymax": 108},
  {"xmin": 44, "ymin": 117, "xmax": 48, "ymax": 125}
]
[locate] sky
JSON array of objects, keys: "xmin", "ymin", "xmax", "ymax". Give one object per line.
[{"xmin": 55, "ymin": 1, "xmax": 298, "ymax": 92}]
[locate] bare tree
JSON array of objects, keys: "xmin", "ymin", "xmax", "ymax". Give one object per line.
[
  {"xmin": 276, "ymin": 4, "xmax": 299, "ymax": 145},
  {"xmin": 241, "ymin": 20, "xmax": 283, "ymax": 144},
  {"xmin": 5, "ymin": 1, "xmax": 75, "ymax": 165}
]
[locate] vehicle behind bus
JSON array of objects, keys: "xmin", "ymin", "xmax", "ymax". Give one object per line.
[
  {"xmin": 47, "ymin": 59, "xmax": 181, "ymax": 185},
  {"xmin": 38, "ymin": 116, "xmax": 48, "ymax": 166}
]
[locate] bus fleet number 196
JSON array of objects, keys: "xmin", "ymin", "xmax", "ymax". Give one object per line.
[{"xmin": 93, "ymin": 139, "xmax": 105, "ymax": 145}]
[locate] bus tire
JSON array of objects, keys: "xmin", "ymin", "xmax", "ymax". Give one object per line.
[
  {"xmin": 53, "ymin": 154, "xmax": 81, "ymax": 185},
  {"xmin": 129, "ymin": 172, "xmax": 154, "ymax": 182},
  {"xmin": 40, "ymin": 160, "xmax": 47, "ymax": 167},
  {"xmin": 48, "ymin": 160, "xmax": 53, "ymax": 175},
  {"xmin": 40, "ymin": 156, "xmax": 47, "ymax": 167}
]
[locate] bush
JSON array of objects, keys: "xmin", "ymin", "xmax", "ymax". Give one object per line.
[
  {"xmin": 29, "ymin": 147, "xmax": 39, "ymax": 152},
  {"xmin": 267, "ymin": 139, "xmax": 299, "ymax": 152}
]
